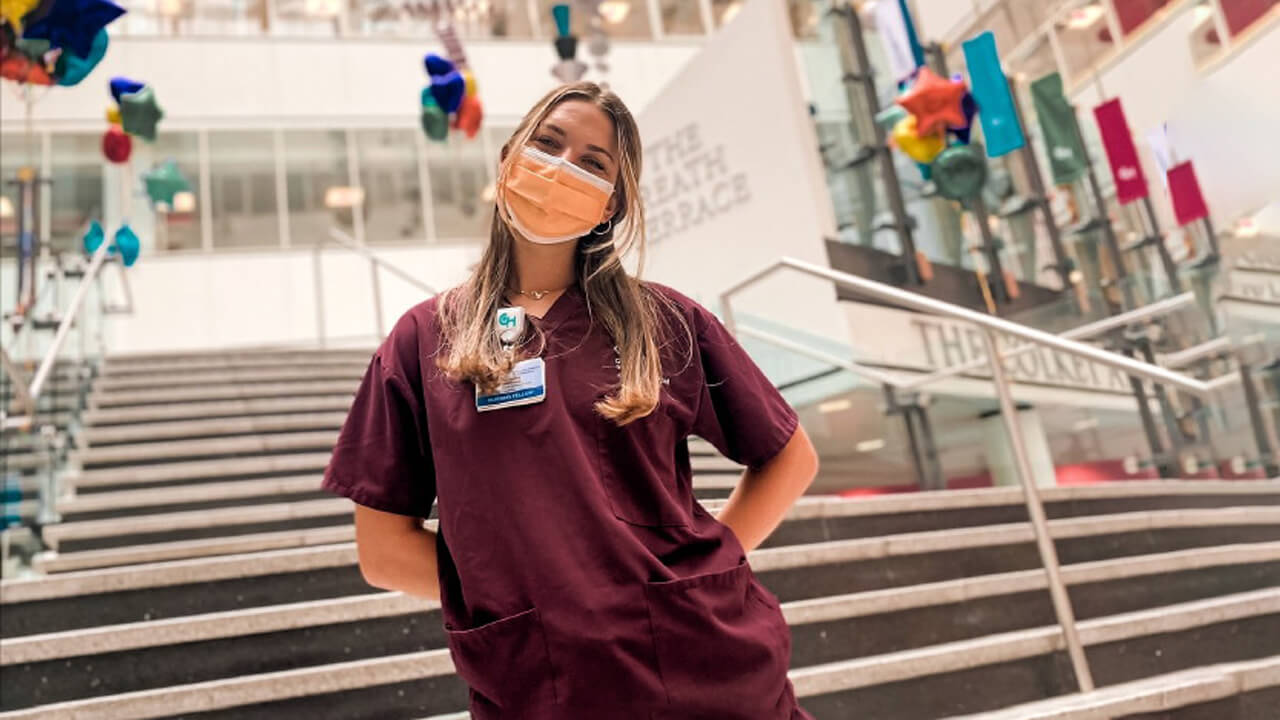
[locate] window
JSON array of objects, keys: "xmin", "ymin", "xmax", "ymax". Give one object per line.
[
  {"xmin": 355, "ymin": 129, "xmax": 426, "ymax": 245},
  {"xmin": 282, "ymin": 130, "xmax": 351, "ymax": 247},
  {"xmin": 209, "ymin": 130, "xmax": 279, "ymax": 248},
  {"xmin": 425, "ymin": 135, "xmax": 491, "ymax": 243},
  {"xmin": 149, "ymin": 131, "xmax": 203, "ymax": 252},
  {"xmin": 49, "ymin": 134, "xmax": 103, "ymax": 253}
]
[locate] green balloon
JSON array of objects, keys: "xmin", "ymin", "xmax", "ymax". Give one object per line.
[
  {"xmin": 932, "ymin": 145, "xmax": 988, "ymax": 201},
  {"xmin": 420, "ymin": 105, "xmax": 449, "ymax": 142},
  {"xmin": 144, "ymin": 160, "xmax": 191, "ymax": 207},
  {"xmin": 120, "ymin": 85, "xmax": 165, "ymax": 142}
]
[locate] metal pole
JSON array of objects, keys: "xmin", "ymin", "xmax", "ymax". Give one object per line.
[
  {"xmin": 980, "ymin": 328, "xmax": 1094, "ymax": 692},
  {"xmin": 835, "ymin": 2, "xmax": 920, "ymax": 284},
  {"xmin": 1140, "ymin": 195, "xmax": 1183, "ymax": 293},
  {"xmin": 370, "ymin": 263, "xmax": 385, "ymax": 339},
  {"xmin": 970, "ymin": 199, "xmax": 1010, "ymax": 303},
  {"xmin": 914, "ymin": 401, "xmax": 945, "ymax": 490},
  {"xmin": 313, "ymin": 243, "xmax": 327, "ymax": 349},
  {"xmin": 1239, "ymin": 362, "xmax": 1280, "ymax": 477},
  {"xmin": 1008, "ymin": 80, "xmax": 1071, "ymax": 288},
  {"xmin": 1200, "ymin": 215, "xmax": 1220, "ymax": 260},
  {"xmin": 1072, "ymin": 109, "xmax": 1135, "ymax": 310}
]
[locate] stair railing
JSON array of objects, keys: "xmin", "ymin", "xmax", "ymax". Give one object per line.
[
  {"xmin": 719, "ymin": 256, "xmax": 1233, "ymax": 694},
  {"xmin": 312, "ymin": 228, "xmax": 438, "ymax": 348}
]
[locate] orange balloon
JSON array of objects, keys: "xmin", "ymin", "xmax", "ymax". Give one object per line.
[
  {"xmin": 1, "ymin": 52, "xmax": 55, "ymax": 85},
  {"xmin": 897, "ymin": 67, "xmax": 968, "ymax": 137},
  {"xmin": 455, "ymin": 95, "xmax": 483, "ymax": 139}
]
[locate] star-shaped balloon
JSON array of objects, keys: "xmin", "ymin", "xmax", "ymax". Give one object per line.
[
  {"xmin": 21, "ymin": 0, "xmax": 124, "ymax": 59},
  {"xmin": 120, "ymin": 84, "xmax": 163, "ymax": 141},
  {"xmin": 0, "ymin": 0, "xmax": 40, "ymax": 33},
  {"xmin": 143, "ymin": 159, "xmax": 190, "ymax": 208},
  {"xmin": 54, "ymin": 27, "xmax": 107, "ymax": 86},
  {"xmin": 896, "ymin": 67, "xmax": 968, "ymax": 137}
]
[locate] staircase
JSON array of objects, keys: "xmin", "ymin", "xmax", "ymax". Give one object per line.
[{"xmin": 1, "ymin": 347, "xmax": 1278, "ymax": 719}]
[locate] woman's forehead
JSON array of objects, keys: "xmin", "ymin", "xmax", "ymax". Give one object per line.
[{"xmin": 538, "ymin": 100, "xmax": 618, "ymax": 154}]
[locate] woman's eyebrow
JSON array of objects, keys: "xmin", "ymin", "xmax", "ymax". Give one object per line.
[{"xmin": 543, "ymin": 122, "xmax": 615, "ymax": 162}]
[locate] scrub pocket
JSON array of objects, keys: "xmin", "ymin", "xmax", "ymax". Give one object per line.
[
  {"xmin": 642, "ymin": 559, "xmax": 792, "ymax": 719},
  {"xmin": 444, "ymin": 606, "xmax": 559, "ymax": 713}
]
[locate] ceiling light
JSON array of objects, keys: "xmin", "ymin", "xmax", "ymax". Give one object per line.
[
  {"xmin": 0, "ymin": 196, "xmax": 13, "ymax": 219},
  {"xmin": 720, "ymin": 1, "xmax": 743, "ymax": 26},
  {"xmin": 856, "ymin": 438, "xmax": 886, "ymax": 453},
  {"xmin": 1064, "ymin": 4, "xmax": 1105, "ymax": 30},
  {"xmin": 1234, "ymin": 218, "xmax": 1259, "ymax": 237},
  {"xmin": 156, "ymin": 0, "xmax": 183, "ymax": 16},
  {"xmin": 818, "ymin": 398, "xmax": 852, "ymax": 414},
  {"xmin": 172, "ymin": 191, "xmax": 196, "ymax": 213},
  {"xmin": 305, "ymin": 0, "xmax": 341, "ymax": 17},
  {"xmin": 324, "ymin": 186, "xmax": 365, "ymax": 209},
  {"xmin": 598, "ymin": 1, "xmax": 631, "ymax": 24}
]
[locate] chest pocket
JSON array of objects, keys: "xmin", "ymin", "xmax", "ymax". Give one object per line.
[{"xmin": 584, "ymin": 339, "xmax": 699, "ymax": 528}]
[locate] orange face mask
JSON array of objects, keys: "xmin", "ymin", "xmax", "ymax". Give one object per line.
[{"xmin": 502, "ymin": 146, "xmax": 615, "ymax": 244}]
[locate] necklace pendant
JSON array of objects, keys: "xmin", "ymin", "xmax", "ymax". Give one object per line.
[{"xmin": 527, "ymin": 289, "xmax": 549, "ymax": 300}]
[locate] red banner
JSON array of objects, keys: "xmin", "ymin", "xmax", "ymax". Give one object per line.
[
  {"xmin": 1167, "ymin": 160, "xmax": 1210, "ymax": 226},
  {"xmin": 1093, "ymin": 98, "xmax": 1148, "ymax": 205}
]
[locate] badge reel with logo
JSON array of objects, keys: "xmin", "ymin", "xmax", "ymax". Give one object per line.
[{"xmin": 475, "ymin": 306, "xmax": 548, "ymax": 412}]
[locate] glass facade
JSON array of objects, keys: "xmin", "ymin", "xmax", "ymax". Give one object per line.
[{"xmin": 208, "ymin": 130, "xmax": 279, "ymax": 249}]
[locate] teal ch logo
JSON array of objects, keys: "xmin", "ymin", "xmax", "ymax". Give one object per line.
[{"xmin": 498, "ymin": 312, "xmax": 517, "ymax": 328}]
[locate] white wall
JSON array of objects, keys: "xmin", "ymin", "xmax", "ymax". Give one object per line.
[
  {"xmin": 1070, "ymin": 8, "xmax": 1279, "ymax": 228},
  {"xmin": 0, "ymin": 37, "xmax": 700, "ymax": 130}
]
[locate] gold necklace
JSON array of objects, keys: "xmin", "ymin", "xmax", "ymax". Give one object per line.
[{"xmin": 509, "ymin": 285, "xmax": 571, "ymax": 301}]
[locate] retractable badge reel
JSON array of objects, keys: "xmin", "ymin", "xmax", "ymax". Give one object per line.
[{"xmin": 475, "ymin": 306, "xmax": 548, "ymax": 412}]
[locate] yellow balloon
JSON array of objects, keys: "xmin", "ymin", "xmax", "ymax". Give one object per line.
[
  {"xmin": 463, "ymin": 69, "xmax": 478, "ymax": 98},
  {"xmin": 0, "ymin": 0, "xmax": 39, "ymax": 32},
  {"xmin": 892, "ymin": 114, "xmax": 946, "ymax": 164},
  {"xmin": 106, "ymin": 106, "xmax": 122, "ymax": 125}
]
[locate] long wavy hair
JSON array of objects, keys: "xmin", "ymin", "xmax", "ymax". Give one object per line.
[{"xmin": 435, "ymin": 82, "xmax": 690, "ymax": 426}]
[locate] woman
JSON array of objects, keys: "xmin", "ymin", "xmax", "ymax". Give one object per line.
[{"xmin": 322, "ymin": 81, "xmax": 819, "ymax": 720}]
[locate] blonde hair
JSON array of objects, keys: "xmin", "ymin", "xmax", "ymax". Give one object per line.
[{"xmin": 435, "ymin": 82, "xmax": 690, "ymax": 426}]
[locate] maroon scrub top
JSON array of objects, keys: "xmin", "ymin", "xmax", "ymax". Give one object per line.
[{"xmin": 322, "ymin": 280, "xmax": 813, "ymax": 720}]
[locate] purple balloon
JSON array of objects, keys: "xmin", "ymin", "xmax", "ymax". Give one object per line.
[
  {"xmin": 430, "ymin": 70, "xmax": 466, "ymax": 114},
  {"xmin": 22, "ymin": 0, "xmax": 124, "ymax": 59},
  {"xmin": 424, "ymin": 52, "xmax": 455, "ymax": 77},
  {"xmin": 110, "ymin": 76, "xmax": 145, "ymax": 103}
]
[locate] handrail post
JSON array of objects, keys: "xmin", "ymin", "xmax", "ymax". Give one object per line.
[
  {"xmin": 980, "ymin": 328, "xmax": 1094, "ymax": 692},
  {"xmin": 313, "ymin": 242, "xmax": 327, "ymax": 349},
  {"xmin": 370, "ymin": 262, "xmax": 385, "ymax": 340}
]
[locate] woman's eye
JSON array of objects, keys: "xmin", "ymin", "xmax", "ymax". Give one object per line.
[
  {"xmin": 583, "ymin": 157, "xmax": 606, "ymax": 171},
  {"xmin": 534, "ymin": 136, "xmax": 558, "ymax": 148}
]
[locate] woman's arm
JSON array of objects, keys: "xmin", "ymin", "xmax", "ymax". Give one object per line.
[
  {"xmin": 353, "ymin": 505, "xmax": 441, "ymax": 601},
  {"xmin": 715, "ymin": 424, "xmax": 819, "ymax": 554}
]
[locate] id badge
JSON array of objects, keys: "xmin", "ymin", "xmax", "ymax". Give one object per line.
[{"xmin": 475, "ymin": 357, "xmax": 547, "ymax": 412}]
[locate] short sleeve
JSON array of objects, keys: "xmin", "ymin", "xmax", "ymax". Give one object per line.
[
  {"xmin": 322, "ymin": 351, "xmax": 437, "ymax": 518},
  {"xmin": 689, "ymin": 303, "xmax": 800, "ymax": 470}
]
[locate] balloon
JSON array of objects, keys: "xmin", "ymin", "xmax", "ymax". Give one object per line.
[
  {"xmin": 106, "ymin": 105, "xmax": 120, "ymax": 124},
  {"xmin": 423, "ymin": 52, "xmax": 454, "ymax": 77},
  {"xmin": 453, "ymin": 94, "xmax": 482, "ymax": 139},
  {"xmin": 950, "ymin": 92, "xmax": 978, "ymax": 144},
  {"xmin": 0, "ymin": 0, "xmax": 39, "ymax": 32},
  {"xmin": 109, "ymin": 75, "xmax": 144, "ymax": 103},
  {"xmin": 892, "ymin": 114, "xmax": 946, "ymax": 164},
  {"xmin": 101, "ymin": 125, "xmax": 131, "ymax": 163},
  {"xmin": 420, "ymin": 105, "xmax": 449, "ymax": 142},
  {"xmin": 143, "ymin": 159, "xmax": 191, "ymax": 207},
  {"xmin": 420, "ymin": 86, "xmax": 437, "ymax": 108},
  {"xmin": 82, "ymin": 219, "xmax": 104, "ymax": 255},
  {"xmin": 462, "ymin": 68, "xmax": 477, "ymax": 97},
  {"xmin": 874, "ymin": 104, "xmax": 907, "ymax": 129},
  {"xmin": 932, "ymin": 145, "xmax": 988, "ymax": 200},
  {"xmin": 113, "ymin": 223, "xmax": 140, "ymax": 266},
  {"xmin": 551, "ymin": 58, "xmax": 587, "ymax": 83},
  {"xmin": 429, "ymin": 70, "xmax": 465, "ymax": 114},
  {"xmin": 0, "ymin": 50, "xmax": 54, "ymax": 84},
  {"xmin": 54, "ymin": 27, "xmax": 107, "ymax": 86},
  {"xmin": 896, "ymin": 67, "xmax": 968, "ymax": 137},
  {"xmin": 120, "ymin": 84, "xmax": 164, "ymax": 142},
  {"xmin": 21, "ymin": 0, "xmax": 124, "ymax": 58},
  {"xmin": 551, "ymin": 3, "xmax": 571, "ymax": 37}
]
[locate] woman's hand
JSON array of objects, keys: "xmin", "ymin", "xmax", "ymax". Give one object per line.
[{"xmin": 715, "ymin": 425, "xmax": 819, "ymax": 554}]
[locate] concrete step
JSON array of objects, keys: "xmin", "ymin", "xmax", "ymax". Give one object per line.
[
  {"xmin": 89, "ymin": 380, "xmax": 361, "ymax": 410},
  {"xmin": 67, "ymin": 452, "xmax": 336, "ymax": 492},
  {"xmin": 4, "ymin": 585, "xmax": 1274, "ymax": 718},
  {"xmin": 80, "ymin": 412, "xmax": 350, "ymax": 448},
  {"xmin": 71, "ymin": 431, "xmax": 340, "ymax": 469},
  {"xmin": 3, "ymin": 543, "xmax": 1276, "ymax": 710},
  {"xmin": 92, "ymin": 364, "xmax": 368, "ymax": 393},
  {"xmin": 83, "ymin": 395, "xmax": 355, "ymax": 427},
  {"xmin": 944, "ymin": 654, "xmax": 1280, "ymax": 719},
  {"xmin": 100, "ymin": 349, "xmax": 373, "ymax": 375}
]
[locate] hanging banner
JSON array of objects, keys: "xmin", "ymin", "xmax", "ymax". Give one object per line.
[
  {"xmin": 875, "ymin": 0, "xmax": 925, "ymax": 84},
  {"xmin": 1167, "ymin": 161, "xmax": 1210, "ymax": 226},
  {"xmin": 962, "ymin": 31, "xmax": 1025, "ymax": 158},
  {"xmin": 1092, "ymin": 97, "xmax": 1148, "ymax": 205},
  {"xmin": 1029, "ymin": 72, "xmax": 1086, "ymax": 186}
]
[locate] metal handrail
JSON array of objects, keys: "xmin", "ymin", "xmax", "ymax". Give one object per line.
[
  {"xmin": 717, "ymin": 256, "xmax": 1241, "ymax": 696},
  {"xmin": 2, "ymin": 239, "xmax": 115, "ymax": 432},
  {"xmin": 312, "ymin": 228, "xmax": 438, "ymax": 347}
]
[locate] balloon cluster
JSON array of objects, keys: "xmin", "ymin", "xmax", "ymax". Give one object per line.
[
  {"xmin": 421, "ymin": 52, "xmax": 481, "ymax": 142},
  {"xmin": 0, "ymin": 0, "xmax": 124, "ymax": 87},
  {"xmin": 550, "ymin": 3, "xmax": 587, "ymax": 83},
  {"xmin": 882, "ymin": 67, "xmax": 986, "ymax": 201},
  {"xmin": 101, "ymin": 75, "xmax": 164, "ymax": 163},
  {"xmin": 82, "ymin": 218, "xmax": 139, "ymax": 267}
]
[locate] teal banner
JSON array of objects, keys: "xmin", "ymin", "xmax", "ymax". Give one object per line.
[{"xmin": 962, "ymin": 31, "xmax": 1025, "ymax": 158}]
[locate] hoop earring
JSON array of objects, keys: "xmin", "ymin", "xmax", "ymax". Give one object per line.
[{"xmin": 592, "ymin": 218, "xmax": 613, "ymax": 235}]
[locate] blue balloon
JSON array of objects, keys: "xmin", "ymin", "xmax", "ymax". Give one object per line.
[
  {"xmin": 82, "ymin": 219, "xmax": 105, "ymax": 255},
  {"xmin": 430, "ymin": 71, "xmax": 466, "ymax": 114},
  {"xmin": 110, "ymin": 76, "xmax": 145, "ymax": 103},
  {"xmin": 114, "ymin": 224, "xmax": 140, "ymax": 267},
  {"xmin": 423, "ymin": 52, "xmax": 455, "ymax": 77},
  {"xmin": 56, "ymin": 28, "xmax": 108, "ymax": 87},
  {"xmin": 23, "ymin": 0, "xmax": 124, "ymax": 59}
]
